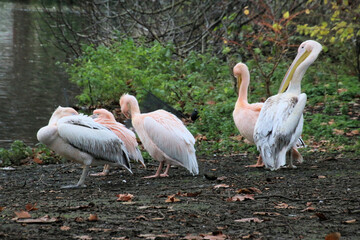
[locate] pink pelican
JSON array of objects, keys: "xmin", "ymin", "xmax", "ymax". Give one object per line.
[
  {"xmin": 233, "ymin": 63, "xmax": 303, "ymax": 167},
  {"xmin": 254, "ymin": 40, "xmax": 322, "ymax": 170},
  {"xmin": 36, "ymin": 106, "xmax": 131, "ymax": 188},
  {"xmin": 119, "ymin": 94, "xmax": 198, "ymax": 178},
  {"xmin": 91, "ymin": 108, "xmax": 145, "ymax": 176}
]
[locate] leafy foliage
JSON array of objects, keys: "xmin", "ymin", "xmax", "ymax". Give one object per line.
[{"xmin": 0, "ymin": 141, "xmax": 32, "ymax": 166}]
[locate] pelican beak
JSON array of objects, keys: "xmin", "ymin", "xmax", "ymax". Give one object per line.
[
  {"xmin": 278, "ymin": 49, "xmax": 311, "ymax": 93},
  {"xmin": 237, "ymin": 75, "xmax": 242, "ymax": 90}
]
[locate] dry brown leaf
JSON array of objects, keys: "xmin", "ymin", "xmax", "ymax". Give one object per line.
[
  {"xmin": 135, "ymin": 215, "xmax": 148, "ymax": 221},
  {"xmin": 234, "ymin": 217, "xmax": 263, "ymax": 223},
  {"xmin": 183, "ymin": 234, "xmax": 203, "ymax": 240},
  {"xmin": 74, "ymin": 217, "xmax": 84, "ymax": 222},
  {"xmin": 325, "ymin": 232, "xmax": 341, "ymax": 240},
  {"xmin": 88, "ymin": 214, "xmax": 98, "ymax": 222},
  {"xmin": 216, "ymin": 176, "xmax": 227, "ymax": 181},
  {"xmin": 25, "ymin": 203, "xmax": 38, "ymax": 212},
  {"xmin": 33, "ymin": 157, "xmax": 43, "ymax": 164},
  {"xmin": 213, "ymin": 184, "xmax": 230, "ymax": 189},
  {"xmin": 306, "ymin": 202, "xmax": 313, "ymax": 206},
  {"xmin": 227, "ymin": 194, "xmax": 254, "ymax": 202},
  {"xmin": 116, "ymin": 193, "xmax": 134, "ymax": 202},
  {"xmin": 253, "ymin": 212, "xmax": 281, "ymax": 216},
  {"xmin": 14, "ymin": 211, "xmax": 31, "ymax": 219},
  {"xmin": 315, "ymin": 212, "xmax": 328, "ymax": 221},
  {"xmin": 0, "ymin": 206, "xmax": 5, "ymax": 212},
  {"xmin": 165, "ymin": 194, "xmax": 181, "ymax": 203},
  {"xmin": 237, "ymin": 187, "xmax": 262, "ymax": 194},
  {"xmin": 318, "ymin": 175, "xmax": 326, "ymax": 179},
  {"xmin": 343, "ymin": 219, "xmax": 357, "ymax": 224},
  {"xmin": 301, "ymin": 207, "xmax": 316, "ymax": 212},
  {"xmin": 177, "ymin": 191, "xmax": 201, "ymax": 197},
  {"xmin": 337, "ymin": 88, "xmax": 348, "ymax": 93},
  {"xmin": 333, "ymin": 129, "xmax": 344, "ymax": 135},
  {"xmin": 60, "ymin": 225, "xmax": 71, "ymax": 231},
  {"xmin": 274, "ymin": 202, "xmax": 295, "ymax": 209}
]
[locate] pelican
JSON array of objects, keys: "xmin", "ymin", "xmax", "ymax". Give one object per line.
[
  {"xmin": 90, "ymin": 108, "xmax": 145, "ymax": 176},
  {"xmin": 254, "ymin": 40, "xmax": 322, "ymax": 170},
  {"xmin": 120, "ymin": 94, "xmax": 198, "ymax": 178},
  {"xmin": 233, "ymin": 63, "xmax": 304, "ymax": 167},
  {"xmin": 37, "ymin": 106, "xmax": 131, "ymax": 188}
]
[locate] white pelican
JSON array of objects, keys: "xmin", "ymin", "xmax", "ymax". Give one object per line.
[
  {"xmin": 37, "ymin": 106, "xmax": 131, "ymax": 188},
  {"xmin": 120, "ymin": 94, "xmax": 198, "ymax": 178},
  {"xmin": 232, "ymin": 62, "xmax": 304, "ymax": 167},
  {"xmin": 91, "ymin": 108, "xmax": 145, "ymax": 176},
  {"xmin": 254, "ymin": 40, "xmax": 322, "ymax": 170}
]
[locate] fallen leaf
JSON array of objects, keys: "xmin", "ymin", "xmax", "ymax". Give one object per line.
[
  {"xmin": 343, "ymin": 219, "xmax": 357, "ymax": 224},
  {"xmin": 234, "ymin": 217, "xmax": 263, "ymax": 223},
  {"xmin": 183, "ymin": 234, "xmax": 203, "ymax": 240},
  {"xmin": 227, "ymin": 194, "xmax": 254, "ymax": 202},
  {"xmin": 301, "ymin": 207, "xmax": 316, "ymax": 212},
  {"xmin": 135, "ymin": 215, "xmax": 148, "ymax": 221},
  {"xmin": 253, "ymin": 212, "xmax": 281, "ymax": 216},
  {"xmin": 33, "ymin": 156, "xmax": 43, "ymax": 164},
  {"xmin": 0, "ymin": 206, "xmax": 5, "ymax": 212},
  {"xmin": 306, "ymin": 202, "xmax": 313, "ymax": 206},
  {"xmin": 25, "ymin": 203, "xmax": 38, "ymax": 212},
  {"xmin": 116, "ymin": 193, "xmax": 134, "ymax": 202},
  {"xmin": 14, "ymin": 211, "xmax": 31, "ymax": 219},
  {"xmin": 216, "ymin": 176, "xmax": 227, "ymax": 181},
  {"xmin": 318, "ymin": 175, "xmax": 326, "ymax": 179},
  {"xmin": 74, "ymin": 217, "xmax": 84, "ymax": 222},
  {"xmin": 177, "ymin": 191, "xmax": 202, "ymax": 197},
  {"xmin": 213, "ymin": 184, "xmax": 230, "ymax": 189},
  {"xmin": 325, "ymin": 232, "xmax": 341, "ymax": 240},
  {"xmin": 165, "ymin": 194, "xmax": 180, "ymax": 203},
  {"xmin": 60, "ymin": 225, "xmax": 71, "ymax": 231},
  {"xmin": 88, "ymin": 214, "xmax": 98, "ymax": 222},
  {"xmin": 337, "ymin": 88, "xmax": 348, "ymax": 93},
  {"xmin": 333, "ymin": 129, "xmax": 344, "ymax": 135},
  {"xmin": 274, "ymin": 202, "xmax": 295, "ymax": 209},
  {"xmin": 237, "ymin": 187, "xmax": 262, "ymax": 194},
  {"xmin": 87, "ymin": 227, "xmax": 111, "ymax": 232},
  {"xmin": 16, "ymin": 215, "xmax": 59, "ymax": 223},
  {"xmin": 314, "ymin": 212, "xmax": 328, "ymax": 221}
]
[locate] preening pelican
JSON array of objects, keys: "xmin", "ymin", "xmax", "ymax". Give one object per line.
[
  {"xmin": 91, "ymin": 108, "xmax": 145, "ymax": 176},
  {"xmin": 37, "ymin": 106, "xmax": 131, "ymax": 188},
  {"xmin": 233, "ymin": 63, "xmax": 304, "ymax": 167},
  {"xmin": 254, "ymin": 40, "xmax": 322, "ymax": 170},
  {"xmin": 120, "ymin": 94, "xmax": 198, "ymax": 178}
]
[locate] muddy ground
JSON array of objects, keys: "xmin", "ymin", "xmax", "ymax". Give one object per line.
[{"xmin": 0, "ymin": 152, "xmax": 359, "ymax": 239}]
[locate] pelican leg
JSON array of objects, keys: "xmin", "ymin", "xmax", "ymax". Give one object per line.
[
  {"xmin": 288, "ymin": 150, "xmax": 297, "ymax": 169},
  {"xmin": 245, "ymin": 155, "xmax": 265, "ymax": 168},
  {"xmin": 90, "ymin": 164, "xmax": 110, "ymax": 177},
  {"xmin": 143, "ymin": 161, "xmax": 164, "ymax": 179},
  {"xmin": 160, "ymin": 164, "xmax": 171, "ymax": 177},
  {"xmin": 61, "ymin": 165, "xmax": 89, "ymax": 189},
  {"xmin": 292, "ymin": 148, "xmax": 303, "ymax": 163}
]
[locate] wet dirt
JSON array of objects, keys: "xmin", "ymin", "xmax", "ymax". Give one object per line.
[{"xmin": 0, "ymin": 152, "xmax": 359, "ymax": 239}]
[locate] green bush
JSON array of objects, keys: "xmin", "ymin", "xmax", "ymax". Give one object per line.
[{"xmin": 0, "ymin": 140, "xmax": 32, "ymax": 166}]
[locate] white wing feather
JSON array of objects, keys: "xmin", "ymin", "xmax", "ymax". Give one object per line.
[
  {"xmin": 57, "ymin": 114, "xmax": 131, "ymax": 172},
  {"xmin": 254, "ymin": 93, "xmax": 306, "ymax": 170},
  {"xmin": 143, "ymin": 111, "xmax": 198, "ymax": 175}
]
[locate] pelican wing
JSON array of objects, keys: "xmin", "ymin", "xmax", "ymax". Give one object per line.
[
  {"xmin": 143, "ymin": 110, "xmax": 198, "ymax": 175},
  {"xmin": 57, "ymin": 114, "xmax": 131, "ymax": 172},
  {"xmin": 254, "ymin": 93, "xmax": 306, "ymax": 169}
]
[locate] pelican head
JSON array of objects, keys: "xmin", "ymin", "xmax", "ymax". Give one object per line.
[
  {"xmin": 233, "ymin": 62, "xmax": 249, "ymax": 91},
  {"xmin": 92, "ymin": 109, "xmax": 116, "ymax": 121},
  {"xmin": 120, "ymin": 94, "xmax": 138, "ymax": 119},
  {"xmin": 278, "ymin": 40, "xmax": 322, "ymax": 93},
  {"xmin": 48, "ymin": 106, "xmax": 78, "ymax": 125}
]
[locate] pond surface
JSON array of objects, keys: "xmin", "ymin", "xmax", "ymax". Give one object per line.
[{"xmin": 0, "ymin": 1, "xmax": 78, "ymax": 148}]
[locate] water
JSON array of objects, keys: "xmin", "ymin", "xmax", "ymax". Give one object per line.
[{"xmin": 0, "ymin": 1, "xmax": 78, "ymax": 148}]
